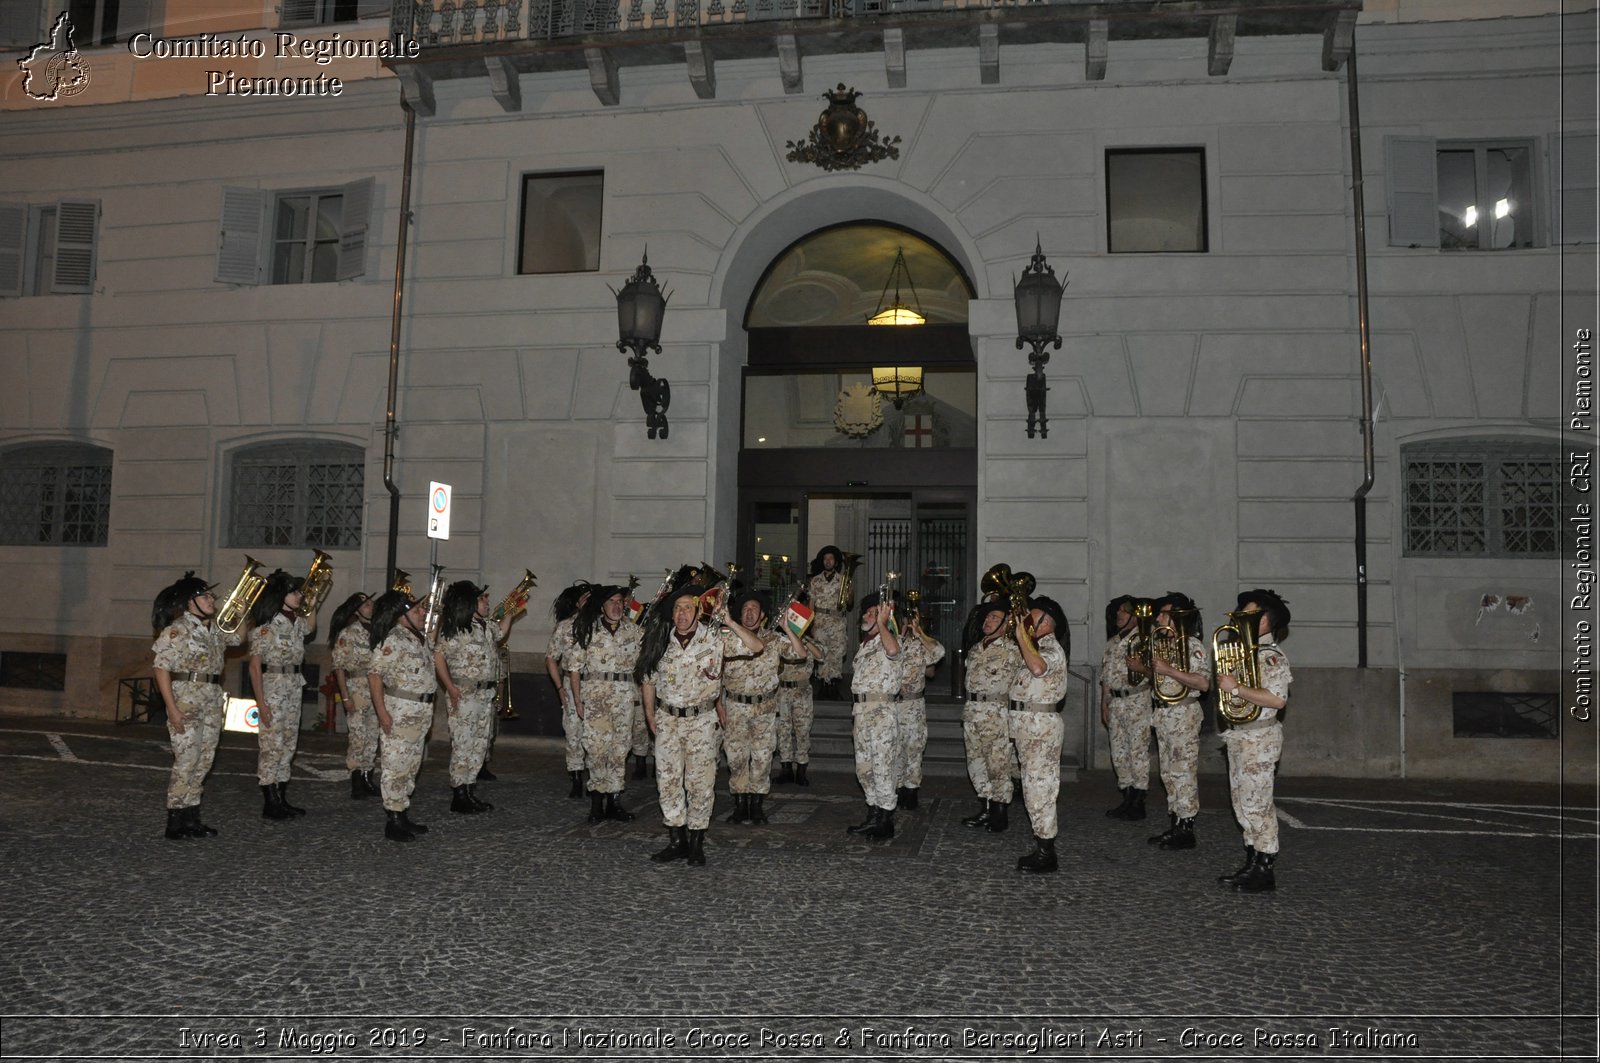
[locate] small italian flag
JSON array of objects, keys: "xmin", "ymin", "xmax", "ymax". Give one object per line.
[
  {"xmin": 785, "ymin": 601, "xmax": 814, "ymax": 639},
  {"xmin": 626, "ymin": 598, "xmax": 645, "ymax": 623}
]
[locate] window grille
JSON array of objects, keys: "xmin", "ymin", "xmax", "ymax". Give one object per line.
[
  {"xmin": 1403, "ymin": 441, "xmax": 1558, "ymax": 558},
  {"xmin": 0, "ymin": 651, "xmax": 68, "ymax": 691},
  {"xmin": 229, "ymin": 442, "xmax": 363, "ymax": 550},
  {"xmin": 0, "ymin": 443, "xmax": 111, "ymax": 546},
  {"xmin": 1452, "ymin": 691, "xmax": 1557, "ymax": 739}
]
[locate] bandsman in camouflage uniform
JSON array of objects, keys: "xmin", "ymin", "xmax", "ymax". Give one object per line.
[
  {"xmin": 718, "ymin": 590, "xmax": 797, "ymax": 825},
  {"xmin": 774, "ymin": 622, "xmax": 822, "ymax": 786},
  {"xmin": 892, "ymin": 609, "xmax": 945, "ymax": 811},
  {"xmin": 1009, "ymin": 595, "xmax": 1070, "ymax": 874},
  {"xmin": 151, "ymin": 572, "xmax": 242, "ymax": 840},
  {"xmin": 1215, "ymin": 589, "xmax": 1293, "ymax": 893},
  {"xmin": 546, "ymin": 581, "xmax": 592, "ymax": 798},
  {"xmin": 805, "ymin": 546, "xmax": 849, "ymax": 699},
  {"xmin": 1100, "ymin": 595, "xmax": 1151, "ymax": 821},
  {"xmin": 367, "ymin": 588, "xmax": 437, "ymax": 843},
  {"xmin": 329, "ymin": 592, "xmax": 380, "ymax": 799},
  {"xmin": 638, "ymin": 578, "xmax": 729, "ymax": 866},
  {"xmin": 845, "ymin": 592, "xmax": 903, "ymax": 841},
  {"xmin": 568, "ymin": 584, "xmax": 644, "ymax": 824},
  {"xmin": 249, "ymin": 569, "xmax": 318, "ymax": 820},
  {"xmin": 435, "ymin": 580, "xmax": 514, "ymax": 816},
  {"xmin": 959, "ymin": 599, "xmax": 1022, "ymax": 833},
  {"xmin": 1128, "ymin": 591, "xmax": 1209, "ymax": 851}
]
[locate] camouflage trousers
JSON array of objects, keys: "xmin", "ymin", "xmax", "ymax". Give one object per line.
[
  {"xmin": 343, "ymin": 677, "xmax": 380, "ymax": 772},
  {"xmin": 256, "ymin": 672, "xmax": 304, "ymax": 785},
  {"xmin": 962, "ymin": 699, "xmax": 1013, "ymax": 803},
  {"xmin": 1221, "ymin": 722, "xmax": 1282, "ymax": 854},
  {"xmin": 1009, "ymin": 708, "xmax": 1064, "ymax": 840},
  {"xmin": 654, "ymin": 710, "xmax": 719, "ymax": 830},
  {"xmin": 629, "ymin": 697, "xmax": 651, "ymax": 759},
  {"xmin": 774, "ymin": 684, "xmax": 814, "ymax": 764},
  {"xmin": 447, "ymin": 689, "xmax": 494, "ymax": 787},
  {"xmin": 560, "ymin": 683, "xmax": 586, "ymax": 772},
  {"xmin": 1106, "ymin": 693, "xmax": 1152, "ymax": 789},
  {"xmin": 893, "ymin": 698, "xmax": 928, "ymax": 789},
  {"xmin": 166, "ymin": 681, "xmax": 225, "ymax": 809},
  {"xmin": 851, "ymin": 699, "xmax": 898, "ymax": 811},
  {"xmin": 812, "ymin": 610, "xmax": 846, "ymax": 682},
  {"xmin": 580, "ymin": 682, "xmax": 635, "ymax": 793},
  {"xmin": 1152, "ymin": 698, "xmax": 1202, "ymax": 818},
  {"xmin": 724, "ymin": 697, "xmax": 777, "ymax": 794},
  {"xmin": 380, "ymin": 697, "xmax": 434, "ymax": 812}
]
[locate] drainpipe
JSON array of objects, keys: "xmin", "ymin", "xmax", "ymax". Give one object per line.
[
  {"xmin": 1346, "ymin": 41, "xmax": 1375, "ymax": 670},
  {"xmin": 384, "ymin": 102, "xmax": 417, "ymax": 585}
]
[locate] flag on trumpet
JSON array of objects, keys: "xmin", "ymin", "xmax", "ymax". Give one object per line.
[
  {"xmin": 785, "ymin": 600, "xmax": 814, "ymax": 639},
  {"xmin": 627, "ymin": 597, "xmax": 645, "ymax": 624}
]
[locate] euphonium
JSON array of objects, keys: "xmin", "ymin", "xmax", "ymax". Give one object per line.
[
  {"xmin": 981, "ymin": 563, "xmax": 1036, "ymax": 637},
  {"xmin": 420, "ymin": 565, "xmax": 447, "ymax": 643},
  {"xmin": 838, "ymin": 551, "xmax": 863, "ymax": 611},
  {"xmin": 490, "ymin": 569, "xmax": 538, "ymax": 623},
  {"xmin": 1151, "ymin": 608, "xmax": 1199, "ymax": 706},
  {"xmin": 391, "ymin": 569, "xmax": 413, "ymax": 597},
  {"xmin": 216, "ymin": 556, "xmax": 267, "ymax": 635},
  {"xmin": 295, "ymin": 550, "xmax": 334, "ymax": 618},
  {"xmin": 1212, "ymin": 610, "xmax": 1264, "ymax": 726},
  {"xmin": 1128, "ymin": 599, "xmax": 1157, "ymax": 690}
]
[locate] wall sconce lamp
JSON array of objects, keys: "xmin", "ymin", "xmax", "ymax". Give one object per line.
[
  {"xmin": 1013, "ymin": 238, "xmax": 1065, "ymax": 439},
  {"xmin": 613, "ymin": 250, "xmax": 672, "ymax": 439}
]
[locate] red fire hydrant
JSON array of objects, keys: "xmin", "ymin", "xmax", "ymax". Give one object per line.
[{"xmin": 320, "ymin": 673, "xmax": 342, "ymax": 733}]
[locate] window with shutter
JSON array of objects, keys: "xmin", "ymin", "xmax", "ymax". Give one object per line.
[
  {"xmin": 214, "ymin": 182, "xmax": 373, "ymax": 286},
  {"xmin": 50, "ymin": 200, "xmax": 98, "ymax": 293}
]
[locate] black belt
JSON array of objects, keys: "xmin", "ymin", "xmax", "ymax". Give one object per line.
[
  {"xmin": 853, "ymin": 692, "xmax": 903, "ymax": 704},
  {"xmin": 467, "ymin": 680, "xmax": 497, "ymax": 691},
  {"xmin": 584, "ymin": 671, "xmax": 633, "ymax": 682},
  {"xmin": 1010, "ymin": 699, "xmax": 1062, "ymax": 714},
  {"xmin": 1109, "ymin": 688, "xmax": 1140, "ymax": 698},
  {"xmin": 659, "ymin": 700, "xmax": 713, "ymax": 718},
  {"xmin": 724, "ymin": 690, "xmax": 774, "ymax": 705},
  {"xmin": 966, "ymin": 694, "xmax": 1006, "ymax": 705},
  {"xmin": 779, "ymin": 679, "xmax": 807, "ymax": 689},
  {"xmin": 263, "ymin": 665, "xmax": 301, "ymax": 675},
  {"xmin": 383, "ymin": 683, "xmax": 436, "ymax": 705},
  {"xmin": 180, "ymin": 672, "xmax": 221, "ymax": 685}
]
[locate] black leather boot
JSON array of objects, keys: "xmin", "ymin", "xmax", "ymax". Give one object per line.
[
  {"xmin": 1149, "ymin": 812, "xmax": 1179, "ymax": 845},
  {"xmin": 960, "ymin": 801, "xmax": 992, "ymax": 828},
  {"xmin": 776, "ymin": 762, "xmax": 795, "ymax": 784},
  {"xmin": 452, "ymin": 784, "xmax": 480, "ymax": 814},
  {"xmin": 476, "ymin": 765, "xmax": 497, "ymax": 782},
  {"xmin": 568, "ymin": 770, "xmax": 584, "ymax": 798},
  {"xmin": 261, "ymin": 784, "xmax": 291, "ymax": 820},
  {"xmin": 1126, "ymin": 788, "xmax": 1147, "ymax": 821},
  {"xmin": 1233, "ymin": 851, "xmax": 1276, "ymax": 892},
  {"xmin": 275, "ymin": 782, "xmax": 306, "ymax": 816},
  {"xmin": 1017, "ymin": 835, "xmax": 1058, "ymax": 873},
  {"xmin": 588, "ymin": 790, "xmax": 607, "ymax": 823},
  {"xmin": 361, "ymin": 770, "xmax": 381, "ymax": 796},
  {"xmin": 650, "ymin": 826, "xmax": 689, "ymax": 862},
  {"xmin": 846, "ymin": 806, "xmax": 880, "ymax": 835},
  {"xmin": 604, "ymin": 793, "xmax": 634, "ymax": 822},
  {"xmin": 1010, "ymin": 778, "xmax": 1022, "ymax": 804},
  {"xmin": 725, "ymin": 793, "xmax": 750, "ymax": 824},
  {"xmin": 164, "ymin": 809, "xmax": 188, "ymax": 840},
  {"xmin": 351, "ymin": 770, "xmax": 368, "ymax": 799},
  {"xmin": 184, "ymin": 806, "xmax": 218, "ymax": 837},
  {"xmin": 468, "ymin": 785, "xmax": 494, "ymax": 812},
  {"xmin": 632, "ymin": 754, "xmax": 649, "ymax": 780},
  {"xmin": 899, "ymin": 787, "xmax": 919, "ymax": 811},
  {"xmin": 865, "ymin": 808, "xmax": 895, "ymax": 840},
  {"xmin": 985, "ymin": 798, "xmax": 1009, "ymax": 834},
  {"xmin": 794, "ymin": 762, "xmax": 809, "ymax": 786},
  {"xmin": 399, "ymin": 808, "xmax": 428, "ymax": 834},
  {"xmin": 1106, "ymin": 786, "xmax": 1134, "ymax": 819},
  {"xmin": 1160, "ymin": 818, "xmax": 1196, "ymax": 850},
  {"xmin": 1217, "ymin": 845, "xmax": 1256, "ymax": 886},
  {"xmin": 749, "ymin": 793, "xmax": 768, "ymax": 825},
  {"xmin": 686, "ymin": 828, "xmax": 707, "ymax": 866},
  {"xmin": 384, "ymin": 809, "xmax": 415, "ymax": 842}
]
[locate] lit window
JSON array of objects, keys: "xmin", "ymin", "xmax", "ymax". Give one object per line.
[
  {"xmin": 1436, "ymin": 142, "xmax": 1534, "ymax": 250},
  {"xmin": 1106, "ymin": 148, "xmax": 1207, "ymax": 253},
  {"xmin": 518, "ymin": 172, "xmax": 603, "ymax": 274}
]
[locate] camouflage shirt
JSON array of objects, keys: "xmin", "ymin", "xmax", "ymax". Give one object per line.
[
  {"xmin": 331, "ymin": 622, "xmax": 371, "ymax": 677},
  {"xmin": 850, "ymin": 633, "xmax": 903, "ymax": 697},
  {"xmin": 720, "ymin": 626, "xmax": 781, "ymax": 697},
  {"xmin": 807, "ymin": 571, "xmax": 845, "ymax": 613},
  {"xmin": 778, "ymin": 636, "xmax": 818, "ymax": 681},
  {"xmin": 547, "ymin": 617, "xmax": 578, "ymax": 674},
  {"xmin": 1101, "ymin": 629, "xmax": 1139, "ymax": 692},
  {"xmin": 152, "ymin": 612, "xmax": 240, "ymax": 675},
  {"xmin": 440, "ymin": 620, "xmax": 502, "ymax": 686},
  {"xmin": 370, "ymin": 625, "xmax": 438, "ymax": 698},
  {"xmin": 567, "ymin": 618, "xmax": 643, "ymax": 678},
  {"xmin": 897, "ymin": 635, "xmax": 946, "ymax": 698},
  {"xmin": 1254, "ymin": 634, "xmax": 1292, "ymax": 720},
  {"xmin": 965, "ymin": 635, "xmax": 1021, "ymax": 700},
  {"xmin": 1009, "ymin": 633, "xmax": 1068, "ymax": 705},
  {"xmin": 645, "ymin": 622, "xmax": 723, "ymax": 707},
  {"xmin": 250, "ymin": 611, "xmax": 310, "ymax": 668}
]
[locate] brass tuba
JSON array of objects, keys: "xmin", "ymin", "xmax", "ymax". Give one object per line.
[
  {"xmin": 837, "ymin": 551, "xmax": 862, "ymax": 611},
  {"xmin": 980, "ymin": 563, "xmax": 1036, "ymax": 637},
  {"xmin": 295, "ymin": 550, "xmax": 334, "ymax": 618},
  {"xmin": 490, "ymin": 569, "xmax": 538, "ymax": 623},
  {"xmin": 1150, "ymin": 607, "xmax": 1199, "ymax": 706},
  {"xmin": 217, "ymin": 556, "xmax": 267, "ymax": 634},
  {"xmin": 1212, "ymin": 610, "xmax": 1263, "ymax": 727}
]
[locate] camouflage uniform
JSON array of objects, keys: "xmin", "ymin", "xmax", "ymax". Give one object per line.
[
  {"xmin": 1151, "ymin": 634, "xmax": 1208, "ymax": 820},
  {"xmin": 568, "ymin": 618, "xmax": 643, "ymax": 794},
  {"xmin": 629, "ymin": 692, "xmax": 652, "ymax": 763},
  {"xmin": 1008, "ymin": 633, "xmax": 1068, "ymax": 840},
  {"xmin": 894, "ymin": 635, "xmax": 946, "ymax": 790},
  {"xmin": 850, "ymin": 633, "xmax": 903, "ymax": 812},
  {"xmin": 775, "ymin": 636, "xmax": 818, "ymax": 765},
  {"xmin": 153, "ymin": 613, "xmax": 241, "ymax": 810},
  {"xmin": 645, "ymin": 623, "xmax": 724, "ymax": 830},
  {"xmin": 439, "ymin": 619, "xmax": 502, "ymax": 787},
  {"xmin": 369, "ymin": 626, "xmax": 438, "ymax": 813},
  {"xmin": 547, "ymin": 617, "xmax": 585, "ymax": 772},
  {"xmin": 720, "ymin": 626, "xmax": 781, "ymax": 795},
  {"xmin": 251, "ymin": 611, "xmax": 311, "ymax": 786},
  {"xmin": 807, "ymin": 571, "xmax": 847, "ymax": 683},
  {"xmin": 963, "ymin": 634, "xmax": 1021, "ymax": 804},
  {"xmin": 1219, "ymin": 635, "xmax": 1292, "ymax": 855},
  {"xmin": 1102, "ymin": 628, "xmax": 1151, "ymax": 789},
  {"xmin": 333, "ymin": 622, "xmax": 379, "ymax": 772}
]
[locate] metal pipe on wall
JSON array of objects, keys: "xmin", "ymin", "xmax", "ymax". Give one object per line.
[
  {"xmin": 384, "ymin": 102, "xmax": 417, "ymax": 586},
  {"xmin": 1345, "ymin": 41, "xmax": 1376, "ymax": 670}
]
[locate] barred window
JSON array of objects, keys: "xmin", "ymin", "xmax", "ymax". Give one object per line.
[
  {"xmin": 229, "ymin": 442, "xmax": 364, "ymax": 550},
  {"xmin": 0, "ymin": 443, "xmax": 112, "ymax": 546},
  {"xmin": 1403, "ymin": 440, "xmax": 1558, "ymax": 557}
]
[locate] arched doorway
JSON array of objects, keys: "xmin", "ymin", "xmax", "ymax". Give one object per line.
[{"xmin": 735, "ymin": 222, "xmax": 977, "ymax": 695}]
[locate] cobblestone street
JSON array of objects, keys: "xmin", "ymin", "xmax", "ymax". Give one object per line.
[{"xmin": 0, "ymin": 719, "xmax": 1594, "ymax": 1061}]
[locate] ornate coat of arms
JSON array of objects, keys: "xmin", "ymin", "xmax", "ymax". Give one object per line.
[{"xmin": 833, "ymin": 382, "xmax": 883, "ymax": 438}]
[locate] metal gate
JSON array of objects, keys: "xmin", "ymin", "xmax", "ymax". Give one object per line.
[{"xmin": 865, "ymin": 511, "xmax": 968, "ymax": 696}]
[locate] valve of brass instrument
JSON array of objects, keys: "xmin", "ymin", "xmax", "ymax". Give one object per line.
[{"xmin": 490, "ymin": 568, "xmax": 537, "ymax": 623}]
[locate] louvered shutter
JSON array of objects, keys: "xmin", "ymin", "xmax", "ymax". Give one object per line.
[
  {"xmin": 1385, "ymin": 136, "xmax": 1439, "ymax": 248},
  {"xmin": 0, "ymin": 204, "xmax": 25, "ymax": 298},
  {"xmin": 50, "ymin": 199, "xmax": 98, "ymax": 293},
  {"xmin": 215, "ymin": 187, "xmax": 265, "ymax": 285},
  {"xmin": 280, "ymin": 0, "xmax": 318, "ymax": 25},
  {"xmin": 336, "ymin": 176, "xmax": 373, "ymax": 281},
  {"xmin": 1552, "ymin": 131, "xmax": 1598, "ymax": 245}
]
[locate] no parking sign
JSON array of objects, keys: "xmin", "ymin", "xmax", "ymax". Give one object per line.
[{"xmin": 428, "ymin": 481, "xmax": 451, "ymax": 540}]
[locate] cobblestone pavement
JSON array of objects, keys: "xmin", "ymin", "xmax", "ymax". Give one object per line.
[{"xmin": 0, "ymin": 719, "xmax": 1594, "ymax": 1062}]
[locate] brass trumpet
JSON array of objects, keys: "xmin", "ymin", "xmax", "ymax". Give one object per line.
[
  {"xmin": 490, "ymin": 569, "xmax": 538, "ymax": 623},
  {"xmin": 295, "ymin": 550, "xmax": 334, "ymax": 618},
  {"xmin": 1212, "ymin": 609, "xmax": 1264, "ymax": 727},
  {"xmin": 217, "ymin": 556, "xmax": 267, "ymax": 635}
]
